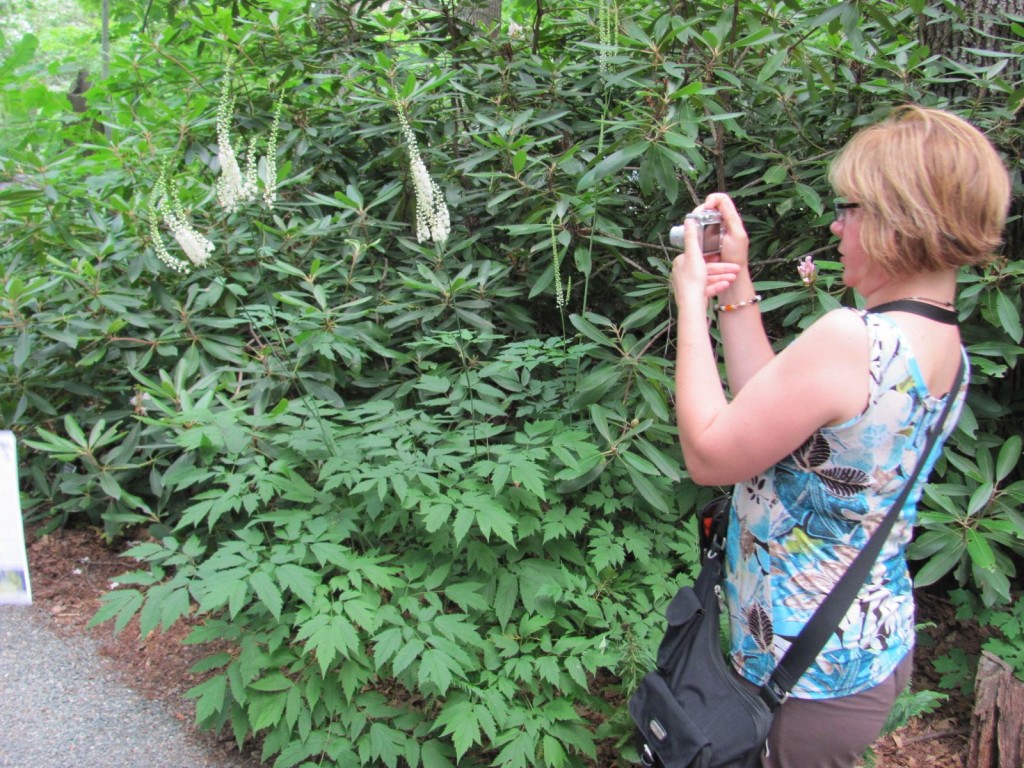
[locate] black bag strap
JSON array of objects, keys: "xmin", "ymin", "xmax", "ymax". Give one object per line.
[{"xmin": 756, "ymin": 306, "xmax": 966, "ymax": 708}]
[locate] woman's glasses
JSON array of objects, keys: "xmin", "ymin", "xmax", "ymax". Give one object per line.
[{"xmin": 834, "ymin": 200, "xmax": 861, "ymax": 222}]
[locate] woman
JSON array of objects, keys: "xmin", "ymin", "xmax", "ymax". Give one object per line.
[{"xmin": 671, "ymin": 106, "xmax": 1010, "ymax": 767}]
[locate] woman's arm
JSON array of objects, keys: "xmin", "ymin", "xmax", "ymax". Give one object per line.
[
  {"xmin": 671, "ymin": 218, "xmax": 870, "ymax": 487},
  {"xmin": 716, "ymin": 269, "xmax": 775, "ymax": 394},
  {"xmin": 694, "ymin": 194, "xmax": 775, "ymax": 393}
]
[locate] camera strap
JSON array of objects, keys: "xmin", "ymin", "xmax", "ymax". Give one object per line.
[{"xmin": 867, "ymin": 299, "xmax": 958, "ymax": 325}]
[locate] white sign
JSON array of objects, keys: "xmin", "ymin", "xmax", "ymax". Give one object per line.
[{"xmin": 0, "ymin": 431, "xmax": 31, "ymax": 604}]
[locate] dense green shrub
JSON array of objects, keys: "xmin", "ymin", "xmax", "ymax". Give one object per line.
[{"xmin": 2, "ymin": 1, "xmax": 1022, "ymax": 765}]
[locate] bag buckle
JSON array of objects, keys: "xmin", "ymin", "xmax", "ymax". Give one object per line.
[
  {"xmin": 759, "ymin": 679, "xmax": 790, "ymax": 709},
  {"xmin": 698, "ymin": 496, "xmax": 729, "ymax": 558},
  {"xmin": 640, "ymin": 743, "xmax": 657, "ymax": 767}
]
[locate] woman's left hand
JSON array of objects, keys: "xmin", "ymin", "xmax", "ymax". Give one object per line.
[{"xmin": 671, "ymin": 217, "xmax": 741, "ymax": 308}]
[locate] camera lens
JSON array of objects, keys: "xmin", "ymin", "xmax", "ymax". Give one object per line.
[{"xmin": 669, "ymin": 225, "xmax": 686, "ymax": 249}]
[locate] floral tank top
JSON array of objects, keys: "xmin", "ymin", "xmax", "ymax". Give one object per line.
[{"xmin": 725, "ymin": 309, "xmax": 967, "ymax": 699}]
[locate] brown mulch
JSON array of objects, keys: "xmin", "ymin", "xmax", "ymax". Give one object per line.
[
  {"xmin": 870, "ymin": 589, "xmax": 980, "ymax": 768},
  {"xmin": 22, "ymin": 525, "xmax": 982, "ymax": 768},
  {"xmin": 24, "ymin": 525, "xmax": 263, "ymax": 767}
]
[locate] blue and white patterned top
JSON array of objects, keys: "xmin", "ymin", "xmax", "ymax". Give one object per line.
[{"xmin": 725, "ymin": 308, "xmax": 967, "ymax": 699}]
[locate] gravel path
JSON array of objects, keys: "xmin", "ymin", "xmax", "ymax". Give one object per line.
[{"xmin": 0, "ymin": 604, "xmax": 254, "ymax": 768}]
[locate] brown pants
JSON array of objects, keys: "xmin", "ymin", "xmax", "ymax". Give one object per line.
[{"xmin": 743, "ymin": 652, "xmax": 914, "ymax": 768}]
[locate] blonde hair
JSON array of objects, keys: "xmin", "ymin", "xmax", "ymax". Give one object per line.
[{"xmin": 829, "ymin": 105, "xmax": 1011, "ymax": 275}]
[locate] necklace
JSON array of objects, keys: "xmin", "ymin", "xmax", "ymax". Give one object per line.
[{"xmin": 897, "ymin": 296, "xmax": 956, "ymax": 309}]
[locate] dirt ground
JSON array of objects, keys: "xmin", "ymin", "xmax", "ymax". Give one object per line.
[{"xmin": 22, "ymin": 525, "xmax": 982, "ymax": 768}]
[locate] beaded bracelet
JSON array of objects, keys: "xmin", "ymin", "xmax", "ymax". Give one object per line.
[{"xmin": 714, "ymin": 294, "xmax": 762, "ymax": 313}]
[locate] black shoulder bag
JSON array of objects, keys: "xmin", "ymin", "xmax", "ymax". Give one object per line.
[{"xmin": 629, "ymin": 302, "xmax": 965, "ymax": 768}]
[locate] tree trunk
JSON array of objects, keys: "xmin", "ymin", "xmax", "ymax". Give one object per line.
[
  {"xmin": 919, "ymin": 0, "xmax": 1024, "ymax": 266},
  {"xmin": 967, "ymin": 651, "xmax": 1024, "ymax": 768},
  {"xmin": 457, "ymin": 0, "xmax": 503, "ymax": 31},
  {"xmin": 919, "ymin": 0, "xmax": 1024, "ymax": 99},
  {"xmin": 919, "ymin": 0, "xmax": 1024, "ymax": 60}
]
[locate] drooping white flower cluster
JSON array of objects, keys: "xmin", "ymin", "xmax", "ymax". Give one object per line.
[
  {"xmin": 397, "ymin": 106, "xmax": 450, "ymax": 244},
  {"xmin": 147, "ymin": 200, "xmax": 190, "ymax": 274},
  {"xmin": 216, "ymin": 57, "xmax": 258, "ymax": 213},
  {"xmin": 550, "ymin": 220, "xmax": 569, "ymax": 311},
  {"xmin": 165, "ymin": 192, "xmax": 215, "ymax": 267},
  {"xmin": 149, "ymin": 167, "xmax": 214, "ymax": 273},
  {"xmin": 262, "ymin": 96, "xmax": 285, "ymax": 209},
  {"xmin": 598, "ymin": 0, "xmax": 619, "ymax": 73},
  {"xmin": 148, "ymin": 57, "xmax": 287, "ymax": 273}
]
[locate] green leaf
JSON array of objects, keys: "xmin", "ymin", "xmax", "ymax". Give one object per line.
[
  {"xmin": 444, "ymin": 582, "xmax": 490, "ymax": 611},
  {"xmin": 758, "ymin": 49, "xmax": 788, "ymax": 83},
  {"xmin": 794, "ymin": 183, "xmax": 824, "ymax": 215},
  {"xmin": 536, "ymin": 655, "xmax": 561, "ymax": 687},
  {"xmin": 995, "ymin": 435, "xmax": 1021, "ymax": 482},
  {"xmin": 464, "ymin": 492, "xmax": 517, "ymax": 545},
  {"xmin": 625, "ymin": 464, "xmax": 670, "ymax": 510},
  {"xmin": 972, "ymin": 562, "xmax": 1011, "ymax": 606},
  {"xmin": 13, "ymin": 331, "xmax": 31, "ymax": 367},
  {"xmin": 634, "ymin": 438, "xmax": 682, "ymax": 482},
  {"xmin": 762, "ymin": 164, "xmax": 789, "ymax": 184},
  {"xmin": 965, "ymin": 529, "xmax": 997, "ymax": 572},
  {"xmin": 568, "ymin": 313, "xmax": 616, "ymax": 347},
  {"xmin": 249, "ymin": 690, "xmax": 288, "ymax": 731},
  {"xmin": 589, "ymin": 404, "xmax": 613, "ymax": 444},
  {"xmin": 277, "ymin": 564, "xmax": 320, "ymax": 606},
  {"xmin": 512, "ymin": 149, "xmax": 527, "ymax": 175},
  {"xmin": 436, "ymin": 699, "xmax": 490, "ymax": 762},
  {"xmin": 912, "ymin": 536, "xmax": 966, "ymax": 587},
  {"xmin": 420, "ymin": 739, "xmax": 455, "ymax": 768},
  {"xmin": 542, "ymin": 734, "xmax": 568, "ymax": 768},
  {"xmin": 195, "ymin": 572, "xmax": 250, "ymax": 617},
  {"xmin": 88, "ymin": 588, "xmax": 143, "ymax": 634},
  {"xmin": 452, "ymin": 506, "xmax": 474, "ymax": 544},
  {"xmin": 995, "ymin": 290, "xmax": 1023, "ymax": 343},
  {"xmin": 572, "ymin": 365, "xmax": 621, "ymax": 406},
  {"xmin": 400, "ymin": 72, "xmax": 417, "ymax": 99},
  {"xmin": 621, "ymin": 449, "xmax": 660, "ymax": 477},
  {"xmin": 64, "ymin": 414, "xmax": 88, "ymax": 448},
  {"xmin": 416, "ymin": 374, "xmax": 452, "ymax": 394},
  {"xmin": 577, "ymin": 142, "xmax": 648, "ymax": 192},
  {"xmin": 418, "ymin": 647, "xmax": 455, "ymax": 693},
  {"xmin": 250, "ymin": 672, "xmax": 294, "ymax": 692},
  {"xmin": 565, "ymin": 656, "xmax": 588, "ymax": 689},
  {"xmin": 368, "ymin": 722, "xmax": 403, "ymax": 768},
  {"xmin": 138, "ymin": 581, "xmax": 191, "ymax": 636},
  {"xmin": 494, "ymin": 571, "xmax": 518, "ymax": 629},
  {"xmin": 555, "ymin": 461, "xmax": 605, "ymax": 493},
  {"xmin": 621, "ymin": 300, "xmax": 666, "ymax": 332},
  {"xmin": 507, "ymin": 455, "xmax": 548, "ymax": 498},
  {"xmin": 0, "ymin": 33, "xmax": 38, "ymax": 79},
  {"xmin": 967, "ymin": 482, "xmax": 994, "ymax": 517},
  {"xmin": 392, "ymin": 638, "xmax": 425, "ymax": 675},
  {"xmin": 98, "ymin": 471, "xmax": 122, "ymax": 500},
  {"xmin": 635, "ymin": 376, "xmax": 671, "ymax": 423},
  {"xmin": 420, "ymin": 501, "xmax": 454, "ymax": 532},
  {"xmin": 494, "ymin": 731, "xmax": 535, "ymax": 768},
  {"xmin": 185, "ymin": 674, "xmax": 228, "ymax": 723},
  {"xmin": 298, "ymin": 613, "xmax": 360, "ymax": 674},
  {"xmin": 250, "ymin": 571, "xmax": 284, "ymax": 621}
]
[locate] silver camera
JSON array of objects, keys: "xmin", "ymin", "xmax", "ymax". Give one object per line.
[{"xmin": 669, "ymin": 211, "xmax": 722, "ymax": 256}]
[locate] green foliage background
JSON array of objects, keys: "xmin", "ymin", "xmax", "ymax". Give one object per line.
[{"xmin": 2, "ymin": 1, "xmax": 1023, "ymax": 765}]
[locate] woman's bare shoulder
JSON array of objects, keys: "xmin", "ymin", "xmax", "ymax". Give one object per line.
[{"xmin": 786, "ymin": 307, "xmax": 868, "ymax": 360}]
